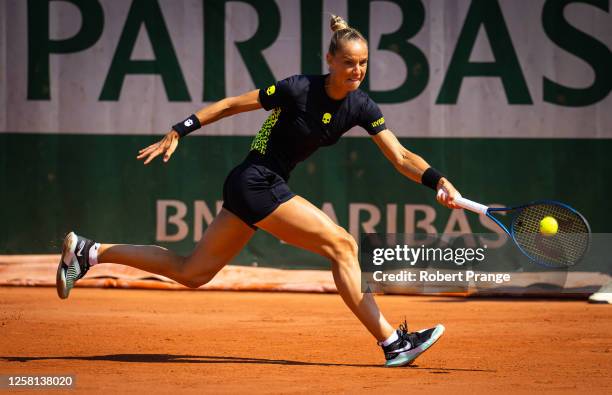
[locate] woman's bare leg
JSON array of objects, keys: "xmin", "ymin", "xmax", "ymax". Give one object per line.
[
  {"xmin": 97, "ymin": 209, "xmax": 256, "ymax": 288},
  {"xmin": 256, "ymin": 195, "xmax": 395, "ymax": 342}
]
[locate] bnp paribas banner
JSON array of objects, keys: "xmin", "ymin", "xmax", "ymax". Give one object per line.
[{"xmin": 1, "ymin": 0, "xmax": 611, "ymax": 270}]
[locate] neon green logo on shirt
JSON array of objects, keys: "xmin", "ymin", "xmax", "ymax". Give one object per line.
[
  {"xmin": 266, "ymin": 85, "xmax": 276, "ymax": 95},
  {"xmin": 322, "ymin": 113, "xmax": 332, "ymax": 124}
]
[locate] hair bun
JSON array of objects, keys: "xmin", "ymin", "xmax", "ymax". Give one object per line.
[{"xmin": 330, "ymin": 14, "xmax": 349, "ymax": 32}]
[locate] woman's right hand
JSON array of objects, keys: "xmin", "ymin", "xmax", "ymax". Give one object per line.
[
  {"xmin": 436, "ymin": 178, "xmax": 462, "ymax": 209},
  {"xmin": 136, "ymin": 130, "xmax": 180, "ymax": 165}
]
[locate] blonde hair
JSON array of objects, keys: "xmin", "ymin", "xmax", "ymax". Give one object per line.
[{"xmin": 328, "ymin": 14, "xmax": 367, "ymax": 55}]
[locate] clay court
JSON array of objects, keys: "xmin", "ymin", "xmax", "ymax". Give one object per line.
[
  {"xmin": 1, "ymin": 287, "xmax": 610, "ymax": 393},
  {"xmin": 2, "ymin": 1, "xmax": 611, "ymax": 393}
]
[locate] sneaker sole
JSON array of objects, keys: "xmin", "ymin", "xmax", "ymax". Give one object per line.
[
  {"xmin": 588, "ymin": 294, "xmax": 611, "ymax": 304},
  {"xmin": 385, "ymin": 324, "xmax": 445, "ymax": 367},
  {"xmin": 56, "ymin": 232, "xmax": 78, "ymax": 299}
]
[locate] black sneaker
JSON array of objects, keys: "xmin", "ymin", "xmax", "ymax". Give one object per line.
[
  {"xmin": 56, "ymin": 232, "xmax": 94, "ymax": 299},
  {"xmin": 380, "ymin": 321, "xmax": 445, "ymax": 367}
]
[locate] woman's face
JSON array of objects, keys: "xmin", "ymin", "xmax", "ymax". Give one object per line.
[{"xmin": 327, "ymin": 39, "xmax": 368, "ymax": 92}]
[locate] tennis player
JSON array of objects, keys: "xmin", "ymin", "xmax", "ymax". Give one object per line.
[{"xmin": 57, "ymin": 15, "xmax": 461, "ymax": 367}]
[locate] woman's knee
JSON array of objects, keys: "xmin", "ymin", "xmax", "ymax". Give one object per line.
[
  {"xmin": 326, "ymin": 229, "xmax": 358, "ymax": 265},
  {"xmin": 180, "ymin": 270, "xmax": 217, "ymax": 289},
  {"xmin": 177, "ymin": 256, "xmax": 221, "ymax": 289}
]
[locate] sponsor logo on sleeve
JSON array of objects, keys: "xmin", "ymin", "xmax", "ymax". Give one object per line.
[{"xmin": 371, "ymin": 117, "xmax": 385, "ymax": 128}]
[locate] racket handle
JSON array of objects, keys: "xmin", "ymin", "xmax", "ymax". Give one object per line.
[{"xmin": 455, "ymin": 197, "xmax": 489, "ymax": 215}]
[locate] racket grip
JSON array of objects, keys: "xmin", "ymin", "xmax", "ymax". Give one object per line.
[{"xmin": 455, "ymin": 197, "xmax": 489, "ymax": 215}]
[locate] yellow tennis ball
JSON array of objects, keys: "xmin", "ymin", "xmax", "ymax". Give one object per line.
[{"xmin": 540, "ymin": 216, "xmax": 558, "ymax": 236}]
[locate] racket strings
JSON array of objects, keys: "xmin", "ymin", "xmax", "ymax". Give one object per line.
[{"xmin": 511, "ymin": 204, "xmax": 589, "ymax": 267}]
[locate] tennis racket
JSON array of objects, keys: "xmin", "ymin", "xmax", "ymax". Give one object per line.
[{"xmin": 452, "ymin": 196, "xmax": 591, "ymax": 268}]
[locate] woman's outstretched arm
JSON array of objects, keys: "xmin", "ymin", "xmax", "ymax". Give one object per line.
[
  {"xmin": 372, "ymin": 129, "xmax": 461, "ymax": 209},
  {"xmin": 194, "ymin": 89, "xmax": 262, "ymax": 127},
  {"xmin": 137, "ymin": 89, "xmax": 262, "ymax": 164}
]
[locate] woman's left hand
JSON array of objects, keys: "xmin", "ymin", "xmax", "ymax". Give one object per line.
[{"xmin": 436, "ymin": 178, "xmax": 462, "ymax": 209}]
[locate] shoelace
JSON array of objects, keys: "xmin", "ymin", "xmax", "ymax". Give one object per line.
[
  {"xmin": 398, "ymin": 319, "xmax": 409, "ymax": 334},
  {"xmin": 398, "ymin": 319, "xmax": 423, "ymax": 349}
]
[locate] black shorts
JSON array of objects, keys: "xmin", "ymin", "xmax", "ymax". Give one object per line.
[{"xmin": 222, "ymin": 161, "xmax": 295, "ymax": 228}]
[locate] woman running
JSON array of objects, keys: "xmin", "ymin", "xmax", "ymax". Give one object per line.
[{"xmin": 57, "ymin": 15, "xmax": 461, "ymax": 367}]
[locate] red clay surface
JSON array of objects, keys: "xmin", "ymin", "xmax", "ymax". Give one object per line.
[{"xmin": 1, "ymin": 287, "xmax": 611, "ymax": 394}]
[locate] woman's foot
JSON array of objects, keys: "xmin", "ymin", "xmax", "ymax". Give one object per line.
[
  {"xmin": 380, "ymin": 321, "xmax": 445, "ymax": 367},
  {"xmin": 56, "ymin": 232, "xmax": 96, "ymax": 299}
]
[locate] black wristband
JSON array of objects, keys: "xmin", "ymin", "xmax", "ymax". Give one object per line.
[
  {"xmin": 172, "ymin": 114, "xmax": 201, "ymax": 138},
  {"xmin": 421, "ymin": 167, "xmax": 444, "ymax": 191}
]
